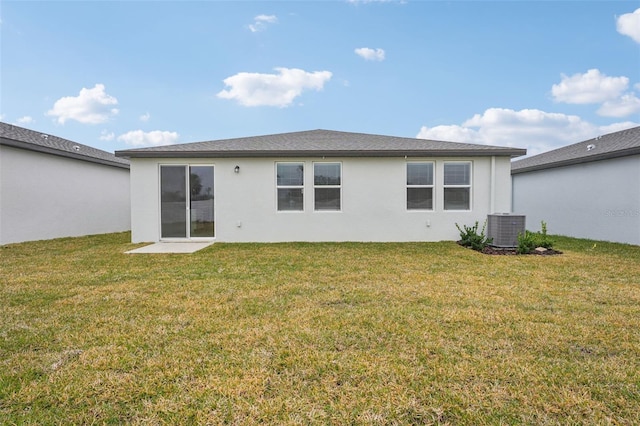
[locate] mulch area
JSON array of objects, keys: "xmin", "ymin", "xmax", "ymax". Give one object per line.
[
  {"xmin": 457, "ymin": 242, "xmax": 563, "ymax": 256},
  {"xmin": 482, "ymin": 246, "xmax": 562, "ymax": 256}
]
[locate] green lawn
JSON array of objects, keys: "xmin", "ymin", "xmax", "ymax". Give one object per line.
[{"xmin": 1, "ymin": 233, "xmax": 639, "ymax": 425}]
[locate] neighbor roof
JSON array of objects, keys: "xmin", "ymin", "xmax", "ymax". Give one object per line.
[
  {"xmin": 0, "ymin": 122, "xmax": 130, "ymax": 169},
  {"xmin": 115, "ymin": 129, "xmax": 526, "ymax": 159},
  {"xmin": 511, "ymin": 126, "xmax": 640, "ymax": 174}
]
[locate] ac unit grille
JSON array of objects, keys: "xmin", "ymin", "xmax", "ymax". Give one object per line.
[{"xmin": 487, "ymin": 214, "xmax": 526, "ymax": 248}]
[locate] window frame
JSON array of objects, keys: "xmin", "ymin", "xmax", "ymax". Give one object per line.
[
  {"xmin": 443, "ymin": 161, "xmax": 472, "ymax": 211},
  {"xmin": 276, "ymin": 162, "xmax": 305, "ymax": 212},
  {"xmin": 313, "ymin": 162, "xmax": 342, "ymax": 212},
  {"xmin": 406, "ymin": 161, "xmax": 435, "ymax": 211}
]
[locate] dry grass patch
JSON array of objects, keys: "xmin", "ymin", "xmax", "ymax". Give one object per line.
[{"xmin": 1, "ymin": 233, "xmax": 639, "ymax": 424}]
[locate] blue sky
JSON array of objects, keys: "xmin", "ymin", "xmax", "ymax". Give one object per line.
[{"xmin": 1, "ymin": 1, "xmax": 639, "ymax": 156}]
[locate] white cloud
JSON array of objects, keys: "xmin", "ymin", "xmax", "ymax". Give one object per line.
[
  {"xmin": 417, "ymin": 107, "xmax": 639, "ymax": 157},
  {"xmin": 16, "ymin": 116, "xmax": 34, "ymax": 125},
  {"xmin": 0, "ymin": 114, "xmax": 5, "ymax": 121},
  {"xmin": 598, "ymin": 121, "xmax": 640, "ymax": 135},
  {"xmin": 248, "ymin": 14, "xmax": 278, "ymax": 32},
  {"xmin": 551, "ymin": 69, "xmax": 628, "ymax": 104},
  {"xmin": 117, "ymin": 130, "xmax": 179, "ymax": 147},
  {"xmin": 46, "ymin": 84, "xmax": 119, "ymax": 124},
  {"xmin": 616, "ymin": 8, "xmax": 640, "ymax": 43},
  {"xmin": 597, "ymin": 93, "xmax": 640, "ymax": 117},
  {"xmin": 99, "ymin": 130, "xmax": 115, "ymax": 141},
  {"xmin": 217, "ymin": 67, "xmax": 333, "ymax": 107},
  {"xmin": 415, "ymin": 124, "xmax": 485, "ymax": 145},
  {"xmin": 354, "ymin": 47, "xmax": 385, "ymax": 61},
  {"xmin": 139, "ymin": 112, "xmax": 151, "ymax": 122}
]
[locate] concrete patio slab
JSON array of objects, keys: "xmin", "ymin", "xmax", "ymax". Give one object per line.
[{"xmin": 125, "ymin": 242, "xmax": 214, "ymax": 254}]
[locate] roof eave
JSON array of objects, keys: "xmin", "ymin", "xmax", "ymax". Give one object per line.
[
  {"xmin": 511, "ymin": 147, "xmax": 640, "ymax": 174},
  {"xmin": 116, "ymin": 148, "xmax": 527, "ymax": 159},
  {"xmin": 2, "ymin": 138, "xmax": 130, "ymax": 170}
]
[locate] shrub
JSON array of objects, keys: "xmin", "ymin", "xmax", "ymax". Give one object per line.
[
  {"xmin": 517, "ymin": 230, "xmax": 537, "ymax": 254},
  {"xmin": 456, "ymin": 221, "xmax": 493, "ymax": 252},
  {"xmin": 537, "ymin": 221, "xmax": 554, "ymax": 249},
  {"xmin": 517, "ymin": 221, "xmax": 554, "ymax": 254}
]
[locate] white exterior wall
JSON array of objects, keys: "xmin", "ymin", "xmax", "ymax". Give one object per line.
[
  {"xmin": 512, "ymin": 155, "xmax": 640, "ymax": 245},
  {"xmin": 0, "ymin": 145, "xmax": 130, "ymax": 245},
  {"xmin": 130, "ymin": 155, "xmax": 513, "ymax": 243}
]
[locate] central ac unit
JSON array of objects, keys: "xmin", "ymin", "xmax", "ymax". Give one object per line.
[{"xmin": 487, "ymin": 214, "xmax": 526, "ymax": 248}]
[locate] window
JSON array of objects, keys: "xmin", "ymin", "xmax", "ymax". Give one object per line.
[
  {"xmin": 406, "ymin": 162, "xmax": 434, "ymax": 210},
  {"xmin": 276, "ymin": 162, "xmax": 304, "ymax": 211},
  {"xmin": 444, "ymin": 162, "xmax": 471, "ymax": 210},
  {"xmin": 314, "ymin": 163, "xmax": 341, "ymax": 211}
]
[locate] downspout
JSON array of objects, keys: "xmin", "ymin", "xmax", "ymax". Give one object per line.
[
  {"xmin": 490, "ymin": 156, "xmax": 496, "ymax": 213},
  {"xmin": 511, "ymin": 161, "xmax": 515, "ymax": 213}
]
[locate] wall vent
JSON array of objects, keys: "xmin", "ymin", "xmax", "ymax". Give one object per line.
[{"xmin": 487, "ymin": 214, "xmax": 526, "ymax": 248}]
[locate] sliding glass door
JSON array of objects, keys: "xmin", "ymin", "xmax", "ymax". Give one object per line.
[
  {"xmin": 189, "ymin": 166, "xmax": 215, "ymax": 238},
  {"xmin": 160, "ymin": 165, "xmax": 214, "ymax": 239},
  {"xmin": 160, "ymin": 166, "xmax": 187, "ymax": 238}
]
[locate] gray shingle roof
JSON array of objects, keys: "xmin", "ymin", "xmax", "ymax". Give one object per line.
[
  {"xmin": 115, "ymin": 129, "xmax": 526, "ymax": 159},
  {"xmin": 0, "ymin": 122, "xmax": 130, "ymax": 169},
  {"xmin": 511, "ymin": 126, "xmax": 640, "ymax": 174}
]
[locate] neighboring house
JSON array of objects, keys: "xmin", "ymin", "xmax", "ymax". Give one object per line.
[
  {"xmin": 512, "ymin": 126, "xmax": 640, "ymax": 246},
  {"xmin": 116, "ymin": 129, "xmax": 525, "ymax": 243},
  {"xmin": 0, "ymin": 122, "xmax": 131, "ymax": 245}
]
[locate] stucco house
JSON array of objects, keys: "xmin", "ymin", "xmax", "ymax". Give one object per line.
[
  {"xmin": 116, "ymin": 129, "xmax": 525, "ymax": 243},
  {"xmin": 512, "ymin": 126, "xmax": 640, "ymax": 246},
  {"xmin": 0, "ymin": 122, "xmax": 131, "ymax": 245}
]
